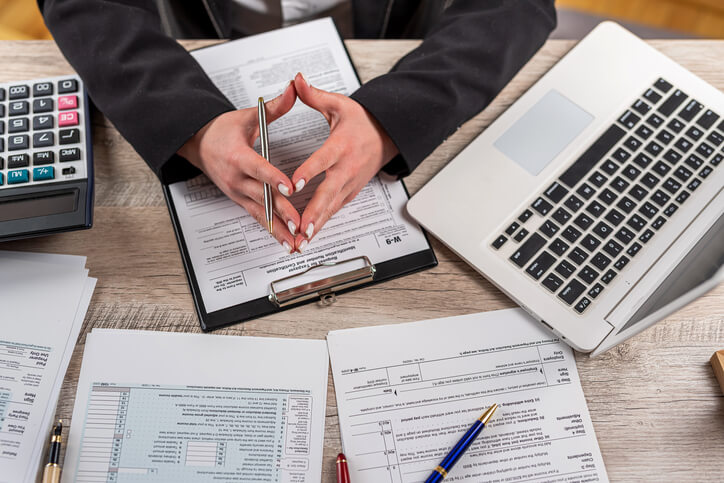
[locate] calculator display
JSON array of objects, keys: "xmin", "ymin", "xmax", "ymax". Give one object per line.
[{"xmin": 0, "ymin": 189, "xmax": 77, "ymax": 222}]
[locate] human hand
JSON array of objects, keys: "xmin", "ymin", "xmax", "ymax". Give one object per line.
[
  {"xmin": 178, "ymin": 82, "xmax": 300, "ymax": 253},
  {"xmin": 291, "ymin": 72, "xmax": 399, "ymax": 252}
]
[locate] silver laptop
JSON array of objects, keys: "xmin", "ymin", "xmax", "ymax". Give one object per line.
[{"xmin": 407, "ymin": 22, "xmax": 724, "ymax": 356}]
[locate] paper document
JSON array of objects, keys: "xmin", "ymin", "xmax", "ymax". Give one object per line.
[
  {"xmin": 168, "ymin": 18, "xmax": 429, "ymax": 312},
  {"xmin": 63, "ymin": 330, "xmax": 329, "ymax": 482},
  {"xmin": 0, "ymin": 251, "xmax": 95, "ymax": 483},
  {"xmin": 328, "ymin": 309, "xmax": 608, "ymax": 483}
]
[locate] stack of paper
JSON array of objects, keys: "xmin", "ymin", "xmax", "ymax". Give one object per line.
[{"xmin": 0, "ymin": 251, "xmax": 95, "ymax": 483}]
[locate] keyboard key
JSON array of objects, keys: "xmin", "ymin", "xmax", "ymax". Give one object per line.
[
  {"xmin": 592, "ymin": 221, "xmax": 613, "ymax": 239},
  {"xmin": 544, "ymin": 182, "xmax": 568, "ymax": 203},
  {"xmin": 526, "ymin": 251, "xmax": 556, "ymax": 280},
  {"xmin": 8, "ymin": 85, "xmax": 29, "ymax": 100},
  {"xmin": 651, "ymin": 216, "xmax": 666, "ymax": 230},
  {"xmin": 687, "ymin": 178, "xmax": 702, "ymax": 191},
  {"xmin": 684, "ymin": 154, "xmax": 703, "ymax": 170},
  {"xmin": 591, "ymin": 253, "xmax": 611, "ymax": 270},
  {"xmin": 707, "ymin": 131, "xmax": 724, "ymax": 147},
  {"xmin": 697, "ymin": 109, "xmax": 720, "ymax": 129},
  {"xmin": 623, "ymin": 136, "xmax": 641, "ymax": 152},
  {"xmin": 712, "ymin": 153, "xmax": 722, "ymax": 166},
  {"xmin": 58, "ymin": 78, "xmax": 79, "ymax": 93},
  {"xmin": 611, "ymin": 176, "xmax": 630, "ymax": 193},
  {"xmin": 492, "ymin": 235, "xmax": 507, "ymax": 249},
  {"xmin": 639, "ymin": 201, "xmax": 659, "ymax": 218},
  {"xmin": 532, "ymin": 197, "xmax": 553, "ymax": 216},
  {"xmin": 33, "ymin": 97, "xmax": 53, "ymax": 113},
  {"xmin": 621, "ymin": 165, "xmax": 641, "ymax": 181},
  {"xmin": 696, "ymin": 142, "xmax": 714, "ymax": 159},
  {"xmin": 657, "ymin": 89, "xmax": 686, "ymax": 116},
  {"xmin": 588, "ymin": 283, "xmax": 604, "ymax": 299},
  {"xmin": 9, "ymin": 101, "xmax": 29, "ymax": 116},
  {"xmin": 614, "ymin": 256, "xmax": 630, "ymax": 271},
  {"xmin": 646, "ymin": 113, "xmax": 664, "ymax": 128},
  {"xmin": 33, "ymin": 151, "xmax": 54, "ymax": 165},
  {"xmin": 600, "ymin": 269, "xmax": 617, "ymax": 285},
  {"xmin": 576, "ymin": 183, "xmax": 595, "ymax": 200},
  {"xmin": 33, "ymin": 166, "xmax": 54, "ymax": 181},
  {"xmin": 518, "ymin": 209, "xmax": 533, "ymax": 222},
  {"xmin": 559, "ymin": 279, "xmax": 586, "ymax": 305},
  {"xmin": 663, "ymin": 203, "xmax": 677, "ymax": 217},
  {"xmin": 679, "ymin": 99, "xmax": 703, "ymax": 122},
  {"xmin": 631, "ymin": 99, "xmax": 651, "ymax": 115},
  {"xmin": 589, "ymin": 171, "xmax": 608, "ymax": 187},
  {"xmin": 656, "ymin": 129, "xmax": 674, "ymax": 145},
  {"xmin": 539, "ymin": 220, "xmax": 559, "ymax": 238},
  {"xmin": 626, "ymin": 214, "xmax": 646, "ymax": 231},
  {"xmin": 561, "ymin": 226, "xmax": 581, "ymax": 243},
  {"xmin": 615, "ymin": 227, "xmax": 635, "ymax": 245},
  {"xmin": 33, "ymin": 131, "xmax": 54, "ymax": 148},
  {"xmin": 662, "ymin": 178, "xmax": 682, "ymax": 194},
  {"xmin": 514, "ymin": 228, "xmax": 529, "ymax": 242},
  {"xmin": 59, "ymin": 128, "xmax": 80, "ymax": 144},
  {"xmin": 8, "ymin": 134, "xmax": 29, "ymax": 151},
  {"xmin": 600, "ymin": 159, "xmax": 619, "ymax": 175},
  {"xmin": 616, "ymin": 196, "xmax": 636, "ymax": 214},
  {"xmin": 618, "ymin": 111, "xmax": 640, "ymax": 130},
  {"xmin": 598, "ymin": 188, "xmax": 617, "ymax": 205},
  {"xmin": 8, "ymin": 153, "xmax": 29, "ymax": 168},
  {"xmin": 33, "ymin": 82, "xmax": 53, "ymax": 97},
  {"xmin": 573, "ymin": 213, "xmax": 593, "ymax": 230},
  {"xmin": 667, "ymin": 118, "xmax": 684, "ymax": 133},
  {"xmin": 651, "ymin": 190, "xmax": 670, "ymax": 207},
  {"xmin": 548, "ymin": 238, "xmax": 569, "ymax": 256},
  {"xmin": 652, "ymin": 161, "xmax": 671, "ymax": 176},
  {"xmin": 510, "ymin": 233, "xmax": 546, "ymax": 267},
  {"xmin": 559, "ymin": 124, "xmax": 626, "ymax": 188},
  {"xmin": 580, "ymin": 234, "xmax": 601, "ymax": 252},
  {"xmin": 640, "ymin": 172, "xmax": 659, "ymax": 189},
  {"xmin": 633, "ymin": 153, "xmax": 654, "ymax": 169},
  {"xmin": 700, "ymin": 166, "xmax": 713, "ymax": 178},
  {"xmin": 555, "ymin": 260, "xmax": 576, "ymax": 279},
  {"xmin": 505, "ymin": 222, "xmax": 520, "ymax": 236},
  {"xmin": 643, "ymin": 88, "xmax": 662, "ymax": 104},
  {"xmin": 627, "ymin": 242, "xmax": 642, "ymax": 257},
  {"xmin": 567, "ymin": 247, "xmax": 589, "ymax": 266},
  {"xmin": 663, "ymin": 149, "xmax": 681, "ymax": 165},
  {"xmin": 654, "ymin": 78, "xmax": 673, "ymax": 93},
  {"xmin": 635, "ymin": 125, "xmax": 653, "ymax": 140},
  {"xmin": 686, "ymin": 125, "xmax": 703, "ymax": 141},
  {"xmin": 7, "ymin": 169, "xmax": 30, "ymax": 184},
  {"xmin": 644, "ymin": 140, "xmax": 663, "ymax": 156},
  {"xmin": 552, "ymin": 207, "xmax": 572, "ymax": 225},
  {"xmin": 564, "ymin": 195, "xmax": 584, "ymax": 212},
  {"xmin": 604, "ymin": 209, "xmax": 625, "ymax": 226},
  {"xmin": 612, "ymin": 147, "xmax": 631, "ymax": 163},
  {"xmin": 8, "ymin": 117, "xmax": 29, "ymax": 133},
  {"xmin": 574, "ymin": 297, "xmax": 592, "ymax": 314},
  {"xmin": 542, "ymin": 273, "xmax": 564, "ymax": 292},
  {"xmin": 673, "ymin": 166, "xmax": 693, "ymax": 182},
  {"xmin": 58, "ymin": 111, "xmax": 79, "ymax": 127},
  {"xmin": 675, "ymin": 191, "xmax": 690, "ymax": 204},
  {"xmin": 639, "ymin": 229, "xmax": 654, "ymax": 243},
  {"xmin": 33, "ymin": 114, "xmax": 54, "ymax": 130},
  {"xmin": 718, "ymin": 119, "xmax": 724, "ymax": 133},
  {"xmin": 578, "ymin": 265, "xmax": 599, "ymax": 284},
  {"xmin": 59, "ymin": 147, "xmax": 81, "ymax": 162},
  {"xmin": 585, "ymin": 200, "xmax": 605, "ymax": 217}
]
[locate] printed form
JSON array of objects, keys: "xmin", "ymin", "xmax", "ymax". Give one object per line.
[
  {"xmin": 168, "ymin": 18, "xmax": 429, "ymax": 312},
  {"xmin": 62, "ymin": 330, "xmax": 329, "ymax": 483},
  {"xmin": 327, "ymin": 309, "xmax": 608, "ymax": 483}
]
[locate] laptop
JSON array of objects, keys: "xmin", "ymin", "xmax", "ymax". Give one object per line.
[{"xmin": 407, "ymin": 22, "xmax": 724, "ymax": 356}]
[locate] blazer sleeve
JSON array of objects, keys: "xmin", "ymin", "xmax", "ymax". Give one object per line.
[
  {"xmin": 37, "ymin": 0, "xmax": 236, "ymax": 183},
  {"xmin": 350, "ymin": 0, "xmax": 557, "ymax": 178}
]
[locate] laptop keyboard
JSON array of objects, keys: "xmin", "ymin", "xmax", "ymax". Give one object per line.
[{"xmin": 491, "ymin": 78, "xmax": 722, "ymax": 315}]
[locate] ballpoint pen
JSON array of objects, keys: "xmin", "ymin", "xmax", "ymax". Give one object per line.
[
  {"xmin": 258, "ymin": 97, "xmax": 274, "ymax": 234},
  {"xmin": 424, "ymin": 403, "xmax": 498, "ymax": 483},
  {"xmin": 42, "ymin": 419, "xmax": 63, "ymax": 483},
  {"xmin": 336, "ymin": 453, "xmax": 351, "ymax": 483}
]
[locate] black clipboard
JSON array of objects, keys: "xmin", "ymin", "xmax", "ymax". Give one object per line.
[{"xmin": 162, "ymin": 19, "xmax": 437, "ymax": 331}]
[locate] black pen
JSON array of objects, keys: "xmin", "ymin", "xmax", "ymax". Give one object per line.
[{"xmin": 42, "ymin": 420, "xmax": 63, "ymax": 483}]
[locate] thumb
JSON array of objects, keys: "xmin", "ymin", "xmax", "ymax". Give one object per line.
[
  {"xmin": 264, "ymin": 80, "xmax": 298, "ymax": 123},
  {"xmin": 294, "ymin": 72, "xmax": 340, "ymax": 118}
]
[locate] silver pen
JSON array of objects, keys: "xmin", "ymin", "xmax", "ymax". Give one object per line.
[{"xmin": 257, "ymin": 97, "xmax": 273, "ymax": 234}]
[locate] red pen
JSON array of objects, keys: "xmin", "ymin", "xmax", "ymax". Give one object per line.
[{"xmin": 336, "ymin": 453, "xmax": 351, "ymax": 483}]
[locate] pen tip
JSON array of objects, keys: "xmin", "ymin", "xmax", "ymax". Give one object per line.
[
  {"xmin": 479, "ymin": 403, "xmax": 498, "ymax": 424},
  {"xmin": 258, "ymin": 96, "xmax": 264, "ymax": 104},
  {"xmin": 54, "ymin": 420, "xmax": 63, "ymax": 435}
]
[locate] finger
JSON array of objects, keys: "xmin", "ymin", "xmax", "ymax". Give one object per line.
[
  {"xmin": 237, "ymin": 151, "xmax": 294, "ymax": 196},
  {"xmin": 291, "ymin": 141, "xmax": 339, "ymax": 193},
  {"xmin": 299, "ymin": 175, "xmax": 345, "ymax": 241},
  {"xmin": 264, "ymin": 80, "xmax": 298, "ymax": 124},
  {"xmin": 234, "ymin": 194, "xmax": 296, "ymax": 253},
  {"xmin": 235, "ymin": 177, "xmax": 301, "ymax": 235},
  {"xmin": 293, "ymin": 72, "xmax": 341, "ymax": 119}
]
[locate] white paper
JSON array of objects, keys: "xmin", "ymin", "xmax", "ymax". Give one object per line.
[
  {"xmin": 0, "ymin": 253, "xmax": 93, "ymax": 483},
  {"xmin": 63, "ymin": 330, "xmax": 329, "ymax": 482},
  {"xmin": 327, "ymin": 309, "xmax": 609, "ymax": 483},
  {"xmin": 169, "ymin": 18, "xmax": 429, "ymax": 312}
]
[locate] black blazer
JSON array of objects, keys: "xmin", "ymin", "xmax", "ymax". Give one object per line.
[{"xmin": 37, "ymin": 0, "xmax": 556, "ymax": 183}]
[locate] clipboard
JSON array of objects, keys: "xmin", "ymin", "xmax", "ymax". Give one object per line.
[{"xmin": 161, "ymin": 18, "xmax": 437, "ymax": 331}]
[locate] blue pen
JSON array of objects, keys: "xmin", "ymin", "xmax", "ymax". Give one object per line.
[{"xmin": 424, "ymin": 403, "xmax": 498, "ymax": 483}]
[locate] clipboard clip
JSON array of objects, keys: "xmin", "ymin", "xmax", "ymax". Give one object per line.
[{"xmin": 269, "ymin": 256, "xmax": 376, "ymax": 307}]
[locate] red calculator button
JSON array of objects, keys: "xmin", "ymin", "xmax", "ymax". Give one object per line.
[
  {"xmin": 58, "ymin": 95, "xmax": 78, "ymax": 110},
  {"xmin": 58, "ymin": 111, "xmax": 79, "ymax": 127}
]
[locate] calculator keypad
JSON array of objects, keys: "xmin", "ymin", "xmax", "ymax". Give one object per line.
[{"xmin": 0, "ymin": 75, "xmax": 87, "ymax": 188}]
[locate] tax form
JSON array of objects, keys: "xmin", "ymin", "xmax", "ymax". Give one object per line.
[
  {"xmin": 63, "ymin": 330, "xmax": 329, "ymax": 483},
  {"xmin": 327, "ymin": 309, "xmax": 609, "ymax": 483},
  {"xmin": 168, "ymin": 18, "xmax": 430, "ymax": 313}
]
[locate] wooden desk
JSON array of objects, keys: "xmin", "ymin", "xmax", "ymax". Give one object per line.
[{"xmin": 2, "ymin": 39, "xmax": 723, "ymax": 481}]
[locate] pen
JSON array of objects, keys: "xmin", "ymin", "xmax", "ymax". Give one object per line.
[
  {"xmin": 42, "ymin": 419, "xmax": 63, "ymax": 483},
  {"xmin": 424, "ymin": 403, "xmax": 498, "ymax": 483},
  {"xmin": 336, "ymin": 453, "xmax": 351, "ymax": 483},
  {"xmin": 258, "ymin": 97, "xmax": 274, "ymax": 234}
]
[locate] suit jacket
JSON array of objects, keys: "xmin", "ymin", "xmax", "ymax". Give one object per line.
[{"xmin": 37, "ymin": 0, "xmax": 556, "ymax": 183}]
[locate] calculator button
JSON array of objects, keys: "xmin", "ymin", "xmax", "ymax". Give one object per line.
[
  {"xmin": 0, "ymin": 172, "xmax": 3, "ymax": 185},
  {"xmin": 59, "ymin": 128, "xmax": 80, "ymax": 145},
  {"xmin": 9, "ymin": 101, "xmax": 29, "ymax": 116},
  {"xmin": 8, "ymin": 117, "xmax": 29, "ymax": 133},
  {"xmin": 8, "ymin": 154, "xmax": 30, "ymax": 168},
  {"xmin": 59, "ymin": 147, "xmax": 81, "ymax": 162},
  {"xmin": 33, "ymin": 98, "xmax": 54, "ymax": 113},
  {"xmin": 8, "ymin": 85, "xmax": 30, "ymax": 100},
  {"xmin": 0, "ymin": 156, "xmax": 3, "ymax": 169},
  {"xmin": 0, "ymin": 105, "xmax": 4, "ymax": 117},
  {"xmin": 33, "ymin": 151, "xmax": 54, "ymax": 165},
  {"xmin": 33, "ymin": 166, "xmax": 55, "ymax": 181},
  {"xmin": 8, "ymin": 135, "xmax": 29, "ymax": 151},
  {"xmin": 58, "ymin": 95, "xmax": 78, "ymax": 110},
  {"xmin": 33, "ymin": 114, "xmax": 54, "ymax": 130},
  {"xmin": 7, "ymin": 169, "xmax": 30, "ymax": 184},
  {"xmin": 0, "ymin": 138, "xmax": 3, "ymax": 152},
  {"xmin": 32, "ymin": 82, "xmax": 54, "ymax": 97},
  {"xmin": 33, "ymin": 131, "xmax": 54, "ymax": 148},
  {"xmin": 62, "ymin": 166, "xmax": 76, "ymax": 176},
  {"xmin": 58, "ymin": 111, "xmax": 79, "ymax": 127},
  {"xmin": 58, "ymin": 79, "xmax": 79, "ymax": 93},
  {"xmin": 0, "ymin": 87, "xmax": 4, "ymax": 101}
]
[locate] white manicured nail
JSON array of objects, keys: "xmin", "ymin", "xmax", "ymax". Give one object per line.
[
  {"xmin": 278, "ymin": 183, "xmax": 290, "ymax": 196},
  {"xmin": 298, "ymin": 240, "xmax": 308, "ymax": 253},
  {"xmin": 287, "ymin": 220, "xmax": 297, "ymax": 235},
  {"xmin": 305, "ymin": 223, "xmax": 314, "ymax": 239},
  {"xmin": 295, "ymin": 179, "xmax": 306, "ymax": 192},
  {"xmin": 282, "ymin": 241, "xmax": 292, "ymax": 254},
  {"xmin": 299, "ymin": 72, "xmax": 309, "ymax": 87}
]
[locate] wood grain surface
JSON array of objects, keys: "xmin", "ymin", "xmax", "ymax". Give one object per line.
[{"xmin": 1, "ymin": 39, "xmax": 723, "ymax": 482}]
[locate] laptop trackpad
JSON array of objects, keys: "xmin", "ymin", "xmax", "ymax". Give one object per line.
[{"xmin": 494, "ymin": 89, "xmax": 594, "ymax": 176}]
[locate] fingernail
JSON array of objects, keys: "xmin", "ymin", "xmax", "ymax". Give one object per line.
[
  {"xmin": 298, "ymin": 239, "xmax": 308, "ymax": 253},
  {"xmin": 299, "ymin": 72, "xmax": 310, "ymax": 87},
  {"xmin": 282, "ymin": 241, "xmax": 292, "ymax": 254},
  {"xmin": 278, "ymin": 183, "xmax": 290, "ymax": 196},
  {"xmin": 305, "ymin": 223, "xmax": 314, "ymax": 239},
  {"xmin": 287, "ymin": 220, "xmax": 297, "ymax": 235},
  {"xmin": 295, "ymin": 179, "xmax": 306, "ymax": 192}
]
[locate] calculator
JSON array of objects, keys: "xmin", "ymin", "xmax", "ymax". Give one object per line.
[{"xmin": 0, "ymin": 74, "xmax": 93, "ymax": 242}]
